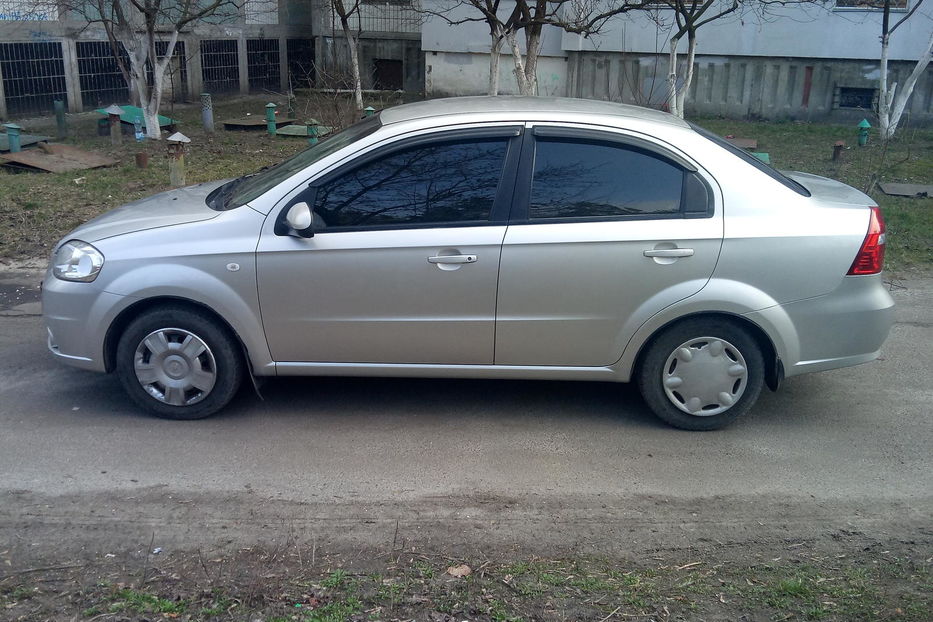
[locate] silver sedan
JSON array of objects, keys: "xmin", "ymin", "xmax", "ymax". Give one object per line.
[{"xmin": 42, "ymin": 97, "xmax": 894, "ymax": 429}]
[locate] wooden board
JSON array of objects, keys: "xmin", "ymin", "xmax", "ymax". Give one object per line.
[
  {"xmin": 94, "ymin": 105, "xmax": 176, "ymax": 130},
  {"xmin": 0, "ymin": 143, "xmax": 118, "ymax": 173},
  {"xmin": 0, "ymin": 133, "xmax": 51, "ymax": 152},
  {"xmin": 724, "ymin": 137, "xmax": 758, "ymax": 150},
  {"xmin": 223, "ymin": 116, "xmax": 297, "ymax": 130},
  {"xmin": 879, "ymin": 182, "xmax": 933, "ymax": 198}
]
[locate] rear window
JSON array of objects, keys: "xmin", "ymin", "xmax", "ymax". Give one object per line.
[{"xmin": 689, "ymin": 122, "xmax": 811, "ymax": 197}]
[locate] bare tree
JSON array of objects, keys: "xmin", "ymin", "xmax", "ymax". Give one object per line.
[
  {"xmin": 423, "ymin": 0, "xmax": 651, "ymax": 96},
  {"xmin": 646, "ymin": 0, "xmax": 741, "ymax": 118},
  {"xmin": 877, "ymin": 0, "xmax": 932, "ymax": 140},
  {"xmin": 67, "ymin": 0, "xmax": 247, "ymax": 139},
  {"xmin": 330, "ymin": 0, "xmax": 365, "ymax": 110}
]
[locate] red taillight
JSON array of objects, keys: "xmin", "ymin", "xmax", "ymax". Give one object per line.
[{"xmin": 847, "ymin": 206, "xmax": 886, "ymax": 275}]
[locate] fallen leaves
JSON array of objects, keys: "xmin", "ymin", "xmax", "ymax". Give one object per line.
[{"xmin": 446, "ymin": 564, "xmax": 472, "ymax": 578}]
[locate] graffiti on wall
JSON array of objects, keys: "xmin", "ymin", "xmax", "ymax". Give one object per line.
[{"xmin": 0, "ymin": 0, "xmax": 57, "ymax": 21}]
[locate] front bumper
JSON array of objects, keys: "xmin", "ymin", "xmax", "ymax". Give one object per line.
[{"xmin": 42, "ymin": 271, "xmax": 130, "ymax": 373}]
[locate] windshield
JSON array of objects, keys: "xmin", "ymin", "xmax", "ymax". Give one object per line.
[
  {"xmin": 689, "ymin": 122, "xmax": 811, "ymax": 197},
  {"xmin": 222, "ymin": 114, "xmax": 382, "ymax": 209}
]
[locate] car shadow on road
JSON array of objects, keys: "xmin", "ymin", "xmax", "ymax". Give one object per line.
[{"xmin": 228, "ymin": 375, "xmax": 665, "ymax": 429}]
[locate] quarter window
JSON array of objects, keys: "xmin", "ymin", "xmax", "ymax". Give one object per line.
[
  {"xmin": 313, "ymin": 138, "xmax": 509, "ymax": 228},
  {"xmin": 529, "ymin": 139, "xmax": 684, "ymax": 220}
]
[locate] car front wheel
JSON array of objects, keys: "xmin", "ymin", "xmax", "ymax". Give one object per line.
[
  {"xmin": 116, "ymin": 306, "xmax": 244, "ymax": 420},
  {"xmin": 637, "ymin": 318, "xmax": 764, "ymax": 430}
]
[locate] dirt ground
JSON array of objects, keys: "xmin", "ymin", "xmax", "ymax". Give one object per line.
[{"xmin": 1, "ymin": 489, "xmax": 931, "ymax": 621}]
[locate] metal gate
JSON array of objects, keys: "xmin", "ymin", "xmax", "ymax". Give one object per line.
[
  {"xmin": 0, "ymin": 41, "xmax": 68, "ymax": 116},
  {"xmin": 247, "ymin": 38, "xmax": 280, "ymax": 92},
  {"xmin": 200, "ymin": 39, "xmax": 239, "ymax": 94},
  {"xmin": 76, "ymin": 41, "xmax": 130, "ymax": 108}
]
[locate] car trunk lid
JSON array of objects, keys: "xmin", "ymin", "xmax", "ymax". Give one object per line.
[{"xmin": 783, "ymin": 172, "xmax": 874, "ymax": 206}]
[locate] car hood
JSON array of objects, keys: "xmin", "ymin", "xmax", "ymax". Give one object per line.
[
  {"xmin": 784, "ymin": 171, "xmax": 875, "ymax": 206},
  {"xmin": 65, "ymin": 180, "xmax": 229, "ymax": 244}
]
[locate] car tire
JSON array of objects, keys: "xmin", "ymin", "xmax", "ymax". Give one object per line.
[
  {"xmin": 637, "ymin": 318, "xmax": 764, "ymax": 431},
  {"xmin": 116, "ymin": 306, "xmax": 244, "ymax": 420}
]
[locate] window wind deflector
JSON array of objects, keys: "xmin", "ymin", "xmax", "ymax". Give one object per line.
[{"xmin": 531, "ymin": 126, "xmax": 698, "ymax": 172}]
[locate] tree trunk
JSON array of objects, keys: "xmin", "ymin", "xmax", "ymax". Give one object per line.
[
  {"xmin": 675, "ymin": 33, "xmax": 697, "ymax": 119},
  {"xmin": 504, "ymin": 30, "xmax": 532, "ymax": 95},
  {"xmin": 124, "ymin": 39, "xmax": 150, "ymax": 132},
  {"xmin": 141, "ymin": 32, "xmax": 178, "ymax": 139},
  {"xmin": 882, "ymin": 31, "xmax": 933, "ymax": 140},
  {"xmin": 340, "ymin": 17, "xmax": 364, "ymax": 110},
  {"xmin": 667, "ymin": 35, "xmax": 680, "ymax": 117},
  {"xmin": 489, "ymin": 30, "xmax": 503, "ymax": 96},
  {"xmin": 878, "ymin": 30, "xmax": 894, "ymax": 140},
  {"xmin": 524, "ymin": 27, "xmax": 542, "ymax": 95}
]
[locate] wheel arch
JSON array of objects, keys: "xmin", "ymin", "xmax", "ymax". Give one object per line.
[
  {"xmin": 631, "ymin": 312, "xmax": 783, "ymax": 392},
  {"xmin": 103, "ymin": 296, "xmax": 252, "ymax": 376}
]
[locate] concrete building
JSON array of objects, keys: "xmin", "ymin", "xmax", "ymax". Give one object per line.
[
  {"xmin": 0, "ymin": 0, "xmax": 424, "ymax": 120},
  {"xmin": 311, "ymin": 0, "xmax": 423, "ymax": 93},
  {"xmin": 422, "ymin": 1, "xmax": 933, "ymax": 124}
]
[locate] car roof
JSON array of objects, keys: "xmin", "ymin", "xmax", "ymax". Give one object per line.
[{"xmin": 378, "ymin": 96, "xmax": 690, "ymax": 128}]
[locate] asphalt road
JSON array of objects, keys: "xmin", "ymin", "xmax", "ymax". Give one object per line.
[{"xmin": 1, "ymin": 267, "xmax": 931, "ymax": 561}]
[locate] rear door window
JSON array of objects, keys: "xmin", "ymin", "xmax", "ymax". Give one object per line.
[{"xmin": 528, "ymin": 138, "xmax": 686, "ymax": 221}]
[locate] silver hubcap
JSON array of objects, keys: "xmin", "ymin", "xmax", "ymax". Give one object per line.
[
  {"xmin": 661, "ymin": 336, "xmax": 748, "ymax": 417},
  {"xmin": 134, "ymin": 328, "xmax": 216, "ymax": 406}
]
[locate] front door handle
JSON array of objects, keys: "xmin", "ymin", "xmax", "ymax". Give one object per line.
[
  {"xmin": 428, "ymin": 254, "xmax": 477, "ymax": 264},
  {"xmin": 643, "ymin": 248, "xmax": 694, "ymax": 258}
]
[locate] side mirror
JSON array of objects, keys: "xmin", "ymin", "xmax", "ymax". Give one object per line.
[{"xmin": 284, "ymin": 202, "xmax": 314, "ymax": 238}]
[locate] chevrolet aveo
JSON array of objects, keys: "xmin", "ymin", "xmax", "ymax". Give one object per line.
[{"xmin": 42, "ymin": 97, "xmax": 894, "ymax": 430}]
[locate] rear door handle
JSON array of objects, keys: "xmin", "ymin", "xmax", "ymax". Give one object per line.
[
  {"xmin": 643, "ymin": 248, "xmax": 694, "ymax": 258},
  {"xmin": 428, "ymin": 254, "xmax": 477, "ymax": 264}
]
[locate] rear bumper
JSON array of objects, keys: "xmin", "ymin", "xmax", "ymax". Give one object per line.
[{"xmin": 745, "ymin": 274, "xmax": 895, "ymax": 378}]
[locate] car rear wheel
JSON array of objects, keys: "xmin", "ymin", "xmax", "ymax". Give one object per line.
[
  {"xmin": 637, "ymin": 318, "xmax": 764, "ymax": 430},
  {"xmin": 116, "ymin": 306, "xmax": 243, "ymax": 420}
]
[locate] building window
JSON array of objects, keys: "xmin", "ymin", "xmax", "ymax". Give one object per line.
[
  {"xmin": 837, "ymin": 87, "xmax": 877, "ymax": 110},
  {"xmin": 835, "ymin": 0, "xmax": 907, "ymax": 9}
]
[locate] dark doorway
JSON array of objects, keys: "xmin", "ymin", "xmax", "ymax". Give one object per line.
[{"xmin": 372, "ymin": 58, "xmax": 403, "ymax": 91}]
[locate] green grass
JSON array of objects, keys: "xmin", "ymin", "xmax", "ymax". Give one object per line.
[
  {"xmin": 303, "ymin": 596, "xmax": 363, "ymax": 622},
  {"xmin": 107, "ymin": 587, "xmax": 188, "ymax": 614}
]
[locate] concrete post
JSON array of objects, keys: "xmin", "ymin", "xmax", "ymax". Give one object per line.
[
  {"xmin": 61, "ymin": 38, "xmax": 83, "ymax": 113},
  {"xmin": 187, "ymin": 38, "xmax": 204, "ymax": 97},
  {"xmin": 201, "ymin": 93, "xmax": 214, "ymax": 133},
  {"xmin": 167, "ymin": 132, "xmax": 191, "ymax": 187},
  {"xmin": 238, "ymin": 35, "xmax": 250, "ymax": 95},
  {"xmin": 279, "ymin": 36, "xmax": 289, "ymax": 93},
  {"xmin": 104, "ymin": 104, "xmax": 123, "ymax": 146},
  {"xmin": 0, "ymin": 56, "xmax": 7, "ymax": 120},
  {"xmin": 54, "ymin": 100, "xmax": 67, "ymax": 139},
  {"xmin": 3, "ymin": 123, "xmax": 22, "ymax": 153}
]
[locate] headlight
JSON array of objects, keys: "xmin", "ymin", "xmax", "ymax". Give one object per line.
[{"xmin": 52, "ymin": 240, "xmax": 104, "ymax": 282}]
